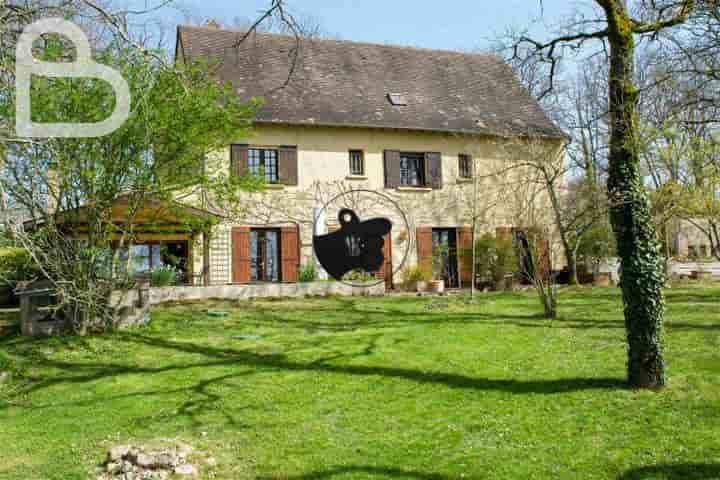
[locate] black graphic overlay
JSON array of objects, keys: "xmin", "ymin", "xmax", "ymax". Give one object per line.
[
  {"xmin": 312, "ymin": 189, "xmax": 411, "ymax": 287},
  {"xmin": 314, "ymin": 209, "xmax": 392, "ymax": 281}
]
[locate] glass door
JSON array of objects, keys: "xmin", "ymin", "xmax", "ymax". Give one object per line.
[
  {"xmin": 432, "ymin": 229, "xmax": 459, "ymax": 288},
  {"xmin": 250, "ymin": 229, "xmax": 281, "ymax": 282}
]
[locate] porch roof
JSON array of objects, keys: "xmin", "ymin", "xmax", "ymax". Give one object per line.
[{"xmin": 24, "ymin": 195, "xmax": 224, "ymax": 232}]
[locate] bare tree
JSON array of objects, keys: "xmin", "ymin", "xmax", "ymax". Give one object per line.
[{"xmin": 509, "ymin": 0, "xmax": 699, "ymax": 389}]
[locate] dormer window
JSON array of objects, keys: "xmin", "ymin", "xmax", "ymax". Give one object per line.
[{"xmin": 387, "ymin": 93, "xmax": 407, "ymax": 106}]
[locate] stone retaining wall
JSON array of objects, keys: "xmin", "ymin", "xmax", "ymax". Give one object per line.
[
  {"xmin": 599, "ymin": 259, "xmax": 720, "ymax": 282},
  {"xmin": 115, "ymin": 281, "xmax": 385, "ymax": 309}
]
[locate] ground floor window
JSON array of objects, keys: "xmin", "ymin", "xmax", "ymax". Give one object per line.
[
  {"xmin": 250, "ymin": 229, "xmax": 281, "ymax": 282},
  {"xmin": 116, "ymin": 241, "xmax": 189, "ymax": 278}
]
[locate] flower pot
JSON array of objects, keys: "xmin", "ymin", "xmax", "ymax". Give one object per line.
[
  {"xmin": 415, "ymin": 281, "xmax": 428, "ymax": 293},
  {"xmin": 428, "ymin": 280, "xmax": 445, "ymax": 294}
]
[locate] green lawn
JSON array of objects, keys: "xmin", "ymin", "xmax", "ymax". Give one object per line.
[
  {"xmin": 1, "ymin": 286, "xmax": 719, "ymax": 479},
  {"xmin": 0, "ymin": 308, "xmax": 19, "ymax": 337}
]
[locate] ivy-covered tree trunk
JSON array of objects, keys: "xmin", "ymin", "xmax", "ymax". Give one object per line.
[{"xmin": 602, "ymin": 2, "xmax": 666, "ymax": 389}]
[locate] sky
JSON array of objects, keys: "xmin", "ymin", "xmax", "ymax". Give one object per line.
[{"xmin": 165, "ymin": 0, "xmax": 598, "ymax": 53}]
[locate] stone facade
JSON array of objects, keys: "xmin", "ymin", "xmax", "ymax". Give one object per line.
[{"xmin": 192, "ymin": 124, "xmax": 563, "ymax": 286}]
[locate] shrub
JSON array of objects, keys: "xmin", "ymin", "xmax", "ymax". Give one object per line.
[
  {"xmin": 299, "ymin": 263, "xmax": 318, "ymax": 283},
  {"xmin": 577, "ymin": 220, "xmax": 617, "ymax": 273},
  {"xmin": 150, "ymin": 265, "xmax": 179, "ymax": 287},
  {"xmin": 342, "ymin": 269, "xmax": 376, "ymax": 283},
  {"xmin": 474, "ymin": 233, "xmax": 518, "ymax": 287},
  {"xmin": 400, "ymin": 265, "xmax": 432, "ymax": 291},
  {"xmin": 0, "ymin": 248, "xmax": 39, "ymax": 304}
]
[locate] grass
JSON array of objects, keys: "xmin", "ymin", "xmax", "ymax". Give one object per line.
[
  {"xmin": 0, "ymin": 308, "xmax": 19, "ymax": 337},
  {"xmin": 0, "ymin": 286, "xmax": 719, "ymax": 479}
]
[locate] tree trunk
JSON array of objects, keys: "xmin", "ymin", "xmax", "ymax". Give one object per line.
[
  {"xmin": 603, "ymin": 2, "xmax": 666, "ymax": 389},
  {"xmin": 568, "ymin": 249, "xmax": 579, "ymax": 286},
  {"xmin": 470, "ymin": 171, "xmax": 479, "ymax": 299},
  {"xmin": 544, "ymin": 168, "xmax": 578, "ymax": 286}
]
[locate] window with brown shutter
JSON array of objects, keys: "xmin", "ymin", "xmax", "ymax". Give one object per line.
[
  {"xmin": 231, "ymin": 227, "xmax": 251, "ymax": 284},
  {"xmin": 280, "ymin": 225, "xmax": 300, "ymax": 283},
  {"xmin": 278, "ymin": 146, "xmax": 298, "ymax": 185},
  {"xmin": 386, "ymin": 151, "xmax": 442, "ymax": 189}
]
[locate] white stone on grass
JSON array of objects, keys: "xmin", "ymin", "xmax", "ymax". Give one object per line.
[
  {"xmin": 174, "ymin": 464, "xmax": 197, "ymax": 476},
  {"xmin": 107, "ymin": 445, "xmax": 131, "ymax": 463}
]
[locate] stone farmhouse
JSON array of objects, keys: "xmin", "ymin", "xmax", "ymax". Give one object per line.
[{"xmin": 125, "ymin": 25, "xmax": 566, "ymax": 289}]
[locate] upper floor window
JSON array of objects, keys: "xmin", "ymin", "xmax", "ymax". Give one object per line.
[
  {"xmin": 400, "ymin": 152, "xmax": 426, "ymax": 187},
  {"xmin": 248, "ymin": 148, "xmax": 279, "ymax": 183},
  {"xmin": 349, "ymin": 150, "xmax": 365, "ymax": 176},
  {"xmin": 458, "ymin": 154, "xmax": 472, "ymax": 179}
]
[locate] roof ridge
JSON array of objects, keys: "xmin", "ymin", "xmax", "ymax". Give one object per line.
[
  {"xmin": 177, "ymin": 24, "xmax": 500, "ymax": 59},
  {"xmin": 176, "ymin": 24, "xmax": 565, "ymax": 139}
]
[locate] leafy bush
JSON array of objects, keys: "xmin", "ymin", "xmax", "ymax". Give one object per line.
[
  {"xmin": 342, "ymin": 269, "xmax": 376, "ymax": 283},
  {"xmin": 0, "ymin": 248, "xmax": 39, "ymax": 304},
  {"xmin": 577, "ymin": 220, "xmax": 617, "ymax": 272},
  {"xmin": 299, "ymin": 263, "xmax": 318, "ymax": 283},
  {"xmin": 150, "ymin": 265, "xmax": 179, "ymax": 287},
  {"xmin": 400, "ymin": 265, "xmax": 432, "ymax": 291},
  {"xmin": 474, "ymin": 233, "xmax": 518, "ymax": 287}
]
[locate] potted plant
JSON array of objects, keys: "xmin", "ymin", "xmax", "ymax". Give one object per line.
[
  {"xmin": 430, "ymin": 243, "xmax": 455, "ymax": 294},
  {"xmin": 427, "ymin": 278, "xmax": 445, "ymax": 294},
  {"xmin": 400, "ymin": 266, "xmax": 433, "ymax": 293}
]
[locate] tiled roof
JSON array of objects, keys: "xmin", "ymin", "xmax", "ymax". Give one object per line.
[{"xmin": 177, "ymin": 25, "xmax": 565, "ymax": 139}]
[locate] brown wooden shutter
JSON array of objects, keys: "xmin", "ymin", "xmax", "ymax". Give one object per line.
[
  {"xmin": 280, "ymin": 225, "xmax": 300, "ymax": 283},
  {"xmin": 231, "ymin": 227, "xmax": 251, "ymax": 284},
  {"xmin": 278, "ymin": 146, "xmax": 298, "ymax": 185},
  {"xmin": 416, "ymin": 227, "xmax": 434, "ymax": 272},
  {"xmin": 425, "ymin": 152, "xmax": 443, "ymax": 189},
  {"xmin": 457, "ymin": 227, "xmax": 474, "ymax": 287},
  {"xmin": 384, "ymin": 150, "xmax": 401, "ymax": 188},
  {"xmin": 230, "ymin": 145, "xmax": 249, "ymax": 177},
  {"xmin": 496, "ymin": 227, "xmax": 512, "ymax": 239},
  {"xmin": 375, "ymin": 233, "xmax": 394, "ymax": 290}
]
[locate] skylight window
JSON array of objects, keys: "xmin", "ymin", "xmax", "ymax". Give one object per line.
[{"xmin": 387, "ymin": 93, "xmax": 407, "ymax": 106}]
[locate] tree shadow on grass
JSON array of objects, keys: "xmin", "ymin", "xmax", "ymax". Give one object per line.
[
  {"xmin": 243, "ymin": 301, "xmax": 720, "ymax": 334},
  {"xmin": 618, "ymin": 463, "xmax": 720, "ymax": 480},
  {"xmin": 5, "ymin": 332, "xmax": 627, "ymax": 405},
  {"xmin": 259, "ymin": 465, "xmax": 474, "ymax": 479}
]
